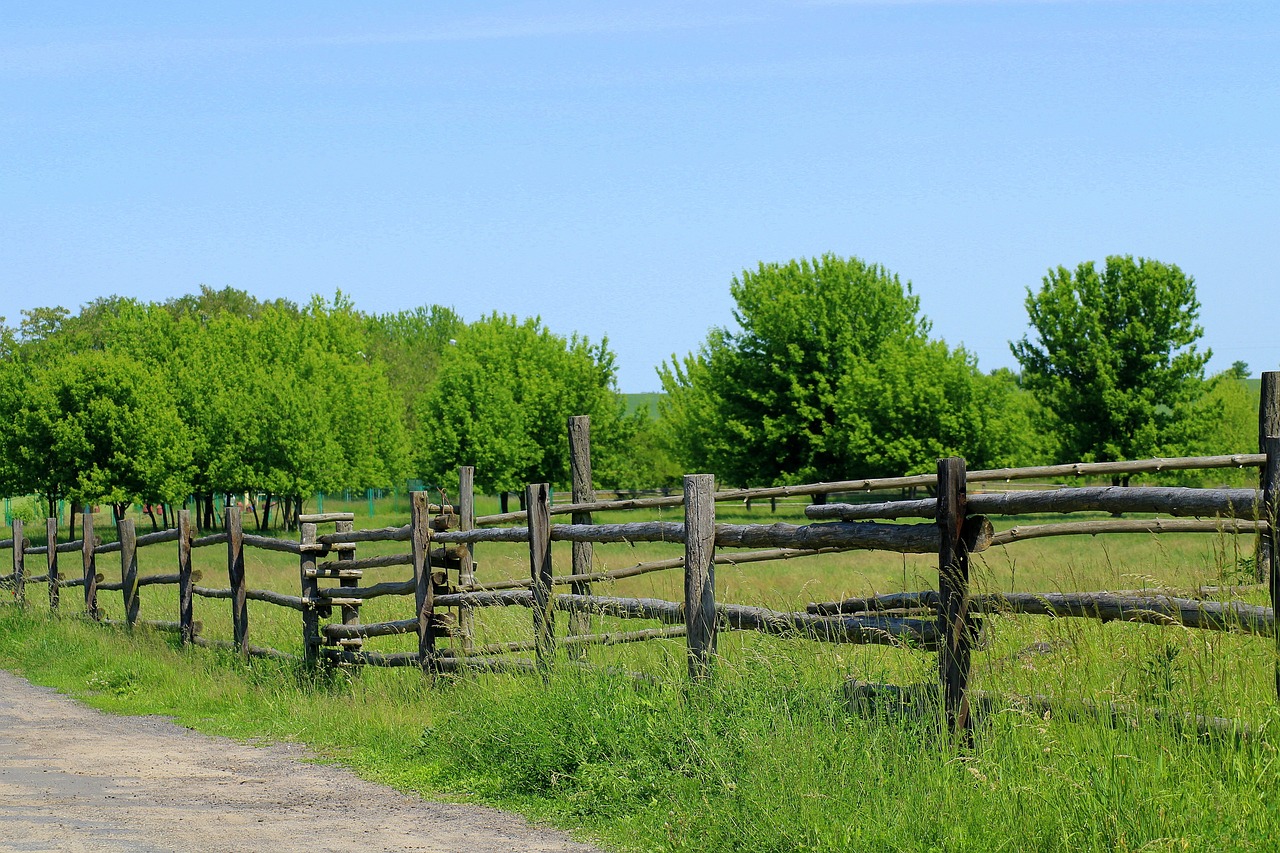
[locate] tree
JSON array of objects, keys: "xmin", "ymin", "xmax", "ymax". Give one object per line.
[
  {"xmin": 658, "ymin": 254, "xmax": 1030, "ymax": 485},
  {"xmin": 1011, "ymin": 256, "xmax": 1211, "ymax": 482},
  {"xmin": 413, "ymin": 313, "xmax": 637, "ymax": 500}
]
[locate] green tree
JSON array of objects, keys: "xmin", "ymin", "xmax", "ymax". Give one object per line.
[
  {"xmin": 658, "ymin": 254, "xmax": 1027, "ymax": 486},
  {"xmin": 363, "ymin": 305, "xmax": 464, "ymax": 432},
  {"xmin": 414, "ymin": 314, "xmax": 637, "ymax": 500},
  {"xmin": 1011, "ymin": 256, "xmax": 1211, "ymax": 481}
]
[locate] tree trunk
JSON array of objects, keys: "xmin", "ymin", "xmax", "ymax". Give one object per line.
[
  {"xmin": 113, "ymin": 502, "xmax": 128, "ymax": 523},
  {"xmin": 260, "ymin": 492, "xmax": 273, "ymax": 532},
  {"xmin": 144, "ymin": 504, "xmax": 160, "ymax": 532},
  {"xmin": 500, "ymin": 492, "xmax": 510, "ymax": 514},
  {"xmin": 69, "ymin": 503, "xmax": 78, "ymax": 542}
]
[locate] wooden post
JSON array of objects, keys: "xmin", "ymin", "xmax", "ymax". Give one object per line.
[
  {"xmin": 568, "ymin": 416, "xmax": 594, "ymax": 651},
  {"xmin": 1259, "ymin": 372, "xmax": 1279, "ymax": 583},
  {"xmin": 937, "ymin": 456, "xmax": 973, "ymax": 738},
  {"xmin": 527, "ymin": 483, "xmax": 554, "ymax": 671},
  {"xmin": 46, "ymin": 517, "xmax": 58, "ymax": 612},
  {"xmin": 119, "ymin": 518, "xmax": 139, "ymax": 627},
  {"xmin": 177, "ymin": 510, "xmax": 194, "ymax": 645},
  {"xmin": 82, "ymin": 508, "xmax": 98, "ymax": 620},
  {"xmin": 684, "ymin": 474, "xmax": 717, "ymax": 681},
  {"xmin": 299, "ymin": 521, "xmax": 321, "ymax": 668},
  {"xmin": 1260, "ymin": 371, "xmax": 1280, "ymax": 699},
  {"xmin": 411, "ymin": 492, "xmax": 436, "ymax": 674},
  {"xmin": 457, "ymin": 466, "xmax": 477, "ymax": 655},
  {"xmin": 225, "ymin": 505, "xmax": 248, "ymax": 658},
  {"xmin": 10, "ymin": 518, "xmax": 24, "ymax": 606}
]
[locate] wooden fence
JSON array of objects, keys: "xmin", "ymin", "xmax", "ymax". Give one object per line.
[{"xmin": 3, "ymin": 372, "xmax": 1279, "ymax": 737}]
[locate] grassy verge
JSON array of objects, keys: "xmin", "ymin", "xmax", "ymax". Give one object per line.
[{"xmin": 3, "ymin": 601, "xmax": 1280, "ymax": 852}]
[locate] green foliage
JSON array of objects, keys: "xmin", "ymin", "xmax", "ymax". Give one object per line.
[
  {"xmin": 363, "ymin": 305, "xmax": 464, "ymax": 432},
  {"xmin": 413, "ymin": 314, "xmax": 639, "ymax": 494},
  {"xmin": 1012, "ymin": 256, "xmax": 1211, "ymax": 472},
  {"xmin": 659, "ymin": 255, "xmax": 1037, "ymax": 484}
]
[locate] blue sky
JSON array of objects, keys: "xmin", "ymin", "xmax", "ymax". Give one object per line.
[{"xmin": 3, "ymin": 1, "xmax": 1276, "ymax": 391}]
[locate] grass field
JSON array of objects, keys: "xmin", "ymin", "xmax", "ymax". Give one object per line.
[{"xmin": 3, "ymin": 492, "xmax": 1280, "ymax": 851}]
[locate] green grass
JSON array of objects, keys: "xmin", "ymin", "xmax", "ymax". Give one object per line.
[{"xmin": 5, "ymin": 496, "xmax": 1280, "ymax": 850}]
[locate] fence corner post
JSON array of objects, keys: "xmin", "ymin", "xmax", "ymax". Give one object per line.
[
  {"xmin": 119, "ymin": 517, "xmax": 138, "ymax": 627},
  {"xmin": 937, "ymin": 456, "xmax": 973, "ymax": 739},
  {"xmin": 457, "ymin": 466, "xmax": 477, "ymax": 655},
  {"xmin": 684, "ymin": 473, "xmax": 717, "ymax": 682},
  {"xmin": 411, "ymin": 491, "xmax": 437, "ymax": 676},
  {"xmin": 527, "ymin": 483, "xmax": 554, "ymax": 673}
]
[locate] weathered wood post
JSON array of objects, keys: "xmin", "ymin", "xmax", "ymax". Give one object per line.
[
  {"xmin": 226, "ymin": 505, "xmax": 248, "ymax": 658},
  {"xmin": 1259, "ymin": 371, "xmax": 1280, "ymax": 699},
  {"xmin": 937, "ymin": 456, "xmax": 973, "ymax": 738},
  {"xmin": 119, "ymin": 518, "xmax": 139, "ymax": 627},
  {"xmin": 1259, "ymin": 372, "xmax": 1279, "ymax": 583},
  {"xmin": 177, "ymin": 509, "xmax": 194, "ymax": 645},
  {"xmin": 457, "ymin": 466, "xmax": 477, "ymax": 655},
  {"xmin": 82, "ymin": 508, "xmax": 98, "ymax": 620},
  {"xmin": 684, "ymin": 474, "xmax": 717, "ymax": 681},
  {"xmin": 46, "ymin": 517, "xmax": 59, "ymax": 612},
  {"xmin": 411, "ymin": 492, "xmax": 436, "ymax": 675},
  {"xmin": 10, "ymin": 518, "xmax": 24, "ymax": 606},
  {"xmin": 335, "ymin": 517, "xmax": 360, "ymax": 655},
  {"xmin": 568, "ymin": 416, "xmax": 594, "ymax": 653},
  {"xmin": 299, "ymin": 521, "xmax": 321, "ymax": 668},
  {"xmin": 527, "ymin": 483, "xmax": 555, "ymax": 672}
]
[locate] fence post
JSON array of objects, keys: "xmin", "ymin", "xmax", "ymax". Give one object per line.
[
  {"xmin": 1259, "ymin": 371, "xmax": 1280, "ymax": 698},
  {"xmin": 1259, "ymin": 372, "xmax": 1279, "ymax": 583},
  {"xmin": 11, "ymin": 518, "xmax": 24, "ymax": 606},
  {"xmin": 411, "ymin": 491, "xmax": 436, "ymax": 675},
  {"xmin": 684, "ymin": 474, "xmax": 717, "ymax": 681},
  {"xmin": 937, "ymin": 456, "xmax": 973, "ymax": 738},
  {"xmin": 299, "ymin": 521, "xmax": 321, "ymax": 668},
  {"xmin": 568, "ymin": 416, "xmax": 594, "ymax": 653},
  {"xmin": 119, "ymin": 518, "xmax": 139, "ymax": 627},
  {"xmin": 46, "ymin": 517, "xmax": 58, "ymax": 612},
  {"xmin": 178, "ymin": 509, "xmax": 194, "ymax": 644},
  {"xmin": 457, "ymin": 466, "xmax": 477, "ymax": 655},
  {"xmin": 527, "ymin": 483, "xmax": 554, "ymax": 671},
  {"xmin": 225, "ymin": 505, "xmax": 248, "ymax": 658},
  {"xmin": 82, "ymin": 508, "xmax": 98, "ymax": 620}
]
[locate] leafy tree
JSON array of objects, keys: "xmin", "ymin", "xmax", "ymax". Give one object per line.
[
  {"xmin": 1011, "ymin": 256, "xmax": 1211, "ymax": 482},
  {"xmin": 364, "ymin": 305, "xmax": 464, "ymax": 432},
  {"xmin": 658, "ymin": 254, "xmax": 1028, "ymax": 485},
  {"xmin": 414, "ymin": 314, "xmax": 637, "ymax": 499}
]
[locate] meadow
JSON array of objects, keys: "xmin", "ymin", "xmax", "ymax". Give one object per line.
[{"xmin": 2, "ymin": 490, "xmax": 1279, "ymax": 851}]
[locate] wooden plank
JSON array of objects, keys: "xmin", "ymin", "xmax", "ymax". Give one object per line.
[
  {"xmin": 684, "ymin": 474, "xmax": 717, "ymax": 681},
  {"xmin": 119, "ymin": 518, "xmax": 139, "ymax": 626},
  {"xmin": 299, "ymin": 521, "xmax": 321, "ymax": 667},
  {"xmin": 46, "ymin": 517, "xmax": 58, "ymax": 611},
  {"xmin": 568, "ymin": 415, "xmax": 594, "ymax": 648},
  {"xmin": 457, "ymin": 466, "xmax": 477, "ymax": 655},
  {"xmin": 177, "ymin": 510, "xmax": 194, "ymax": 645},
  {"xmin": 81, "ymin": 509, "xmax": 98, "ymax": 620},
  {"xmin": 411, "ymin": 492, "xmax": 436, "ymax": 674},
  {"xmin": 527, "ymin": 483, "xmax": 554, "ymax": 671},
  {"xmin": 225, "ymin": 506, "xmax": 248, "ymax": 658},
  {"xmin": 10, "ymin": 519, "xmax": 23, "ymax": 605},
  {"xmin": 298, "ymin": 512, "xmax": 356, "ymax": 523},
  {"xmin": 937, "ymin": 456, "xmax": 973, "ymax": 739}
]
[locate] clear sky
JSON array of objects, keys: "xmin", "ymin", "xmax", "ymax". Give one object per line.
[{"xmin": 3, "ymin": 1, "xmax": 1276, "ymax": 392}]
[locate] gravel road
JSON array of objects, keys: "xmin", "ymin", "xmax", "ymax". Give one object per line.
[{"xmin": 0, "ymin": 669, "xmax": 604, "ymax": 852}]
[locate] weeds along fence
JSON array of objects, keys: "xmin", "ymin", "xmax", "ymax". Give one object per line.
[{"xmin": 3, "ymin": 374, "xmax": 1280, "ymax": 736}]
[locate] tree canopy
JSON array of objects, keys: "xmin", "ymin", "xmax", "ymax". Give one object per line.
[
  {"xmin": 658, "ymin": 254, "xmax": 1034, "ymax": 485},
  {"xmin": 1011, "ymin": 256, "xmax": 1211, "ymax": 476}
]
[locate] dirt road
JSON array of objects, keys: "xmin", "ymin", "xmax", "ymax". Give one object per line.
[{"xmin": 0, "ymin": 669, "xmax": 604, "ymax": 852}]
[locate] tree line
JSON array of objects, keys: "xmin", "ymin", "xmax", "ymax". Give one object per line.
[{"xmin": 0, "ymin": 255, "xmax": 1260, "ymax": 533}]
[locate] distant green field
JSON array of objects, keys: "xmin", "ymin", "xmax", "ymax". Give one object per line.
[{"xmin": 622, "ymin": 392, "xmax": 662, "ymax": 420}]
